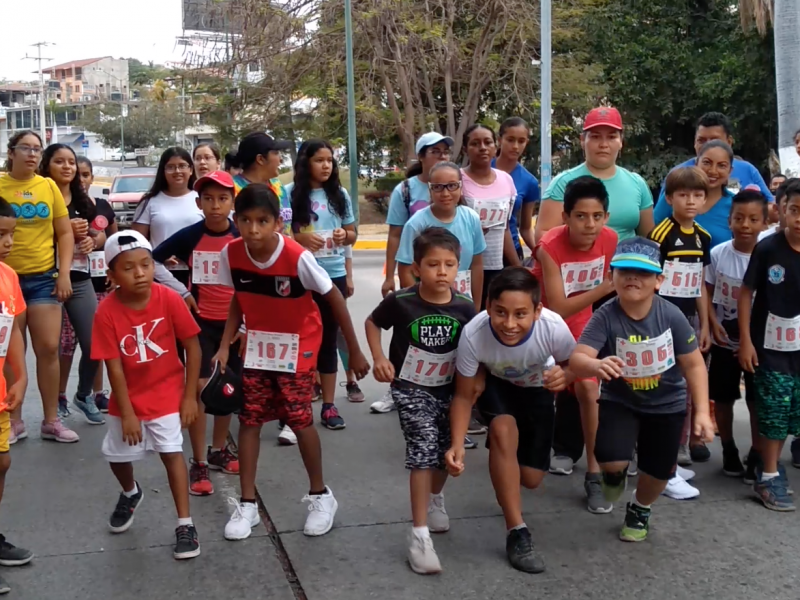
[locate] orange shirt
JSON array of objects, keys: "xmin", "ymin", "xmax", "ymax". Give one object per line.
[{"xmin": 0, "ymin": 263, "xmax": 26, "ymax": 405}]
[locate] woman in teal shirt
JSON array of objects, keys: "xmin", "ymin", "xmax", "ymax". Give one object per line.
[{"xmin": 535, "ymin": 107, "xmax": 654, "ymax": 243}]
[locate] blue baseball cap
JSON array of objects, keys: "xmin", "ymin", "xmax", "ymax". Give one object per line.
[
  {"xmin": 610, "ymin": 237, "xmax": 663, "ymax": 274},
  {"xmin": 415, "ymin": 132, "xmax": 454, "ymax": 155}
]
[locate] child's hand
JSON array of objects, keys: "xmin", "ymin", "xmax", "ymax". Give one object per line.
[
  {"xmin": 444, "ymin": 445, "xmax": 465, "ymax": 477},
  {"xmin": 4, "ymin": 380, "xmax": 27, "ymax": 413},
  {"xmin": 349, "ymin": 349, "xmax": 371, "ymax": 380},
  {"xmin": 345, "ymin": 276, "xmax": 354, "ymax": 298},
  {"xmin": 332, "ymin": 228, "xmax": 347, "ymax": 245},
  {"xmin": 698, "ymin": 325, "xmax": 712, "ymax": 353},
  {"xmin": 70, "ymin": 218, "xmax": 89, "ymax": 239},
  {"xmin": 55, "ymin": 272, "xmax": 73, "ymax": 302},
  {"xmin": 738, "ymin": 339, "xmax": 759, "ymax": 373},
  {"xmin": 543, "ymin": 365, "xmax": 567, "ymax": 392},
  {"xmin": 232, "ymin": 329, "xmax": 247, "ymax": 358},
  {"xmin": 121, "ymin": 414, "xmax": 142, "ymax": 446},
  {"xmin": 711, "ymin": 321, "xmax": 729, "ymax": 347},
  {"xmin": 211, "ymin": 347, "xmax": 230, "ymax": 374},
  {"xmin": 693, "ymin": 411, "xmax": 716, "ymax": 444},
  {"xmin": 596, "ymin": 356, "xmax": 625, "ymax": 381},
  {"xmin": 295, "ymin": 232, "xmax": 325, "ymax": 253},
  {"xmin": 180, "ymin": 395, "xmax": 198, "ymax": 428},
  {"xmin": 372, "ymin": 357, "xmax": 395, "ymax": 383},
  {"xmin": 381, "ymin": 277, "xmax": 395, "ymax": 298},
  {"xmin": 77, "ymin": 236, "xmax": 95, "ymax": 255},
  {"xmin": 184, "ymin": 295, "xmax": 199, "ymax": 314}
]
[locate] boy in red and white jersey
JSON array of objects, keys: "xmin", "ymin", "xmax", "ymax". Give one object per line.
[{"xmin": 213, "ymin": 183, "xmax": 369, "ymax": 541}]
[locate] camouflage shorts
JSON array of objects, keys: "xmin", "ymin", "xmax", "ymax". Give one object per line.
[{"xmin": 754, "ymin": 368, "xmax": 800, "ymax": 440}]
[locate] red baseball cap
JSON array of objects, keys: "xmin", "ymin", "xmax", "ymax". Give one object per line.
[
  {"xmin": 583, "ymin": 107, "xmax": 623, "ymax": 131},
  {"xmin": 194, "ymin": 170, "xmax": 235, "ymax": 193}
]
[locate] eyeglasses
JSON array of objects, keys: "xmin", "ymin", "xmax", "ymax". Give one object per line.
[
  {"xmin": 165, "ymin": 164, "xmax": 192, "ymax": 173},
  {"xmin": 13, "ymin": 145, "xmax": 43, "ymax": 156},
  {"xmin": 429, "ymin": 182, "xmax": 462, "ymax": 193},
  {"xmin": 427, "ymin": 148, "xmax": 451, "ymax": 158}
]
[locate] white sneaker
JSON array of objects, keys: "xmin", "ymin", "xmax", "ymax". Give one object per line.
[
  {"xmin": 408, "ymin": 531, "xmax": 442, "ymax": 574},
  {"xmin": 370, "ymin": 391, "xmax": 395, "ymax": 414},
  {"xmin": 278, "ymin": 425, "xmax": 298, "ymax": 446},
  {"xmin": 428, "ymin": 493, "xmax": 449, "ymax": 533},
  {"xmin": 661, "ymin": 474, "xmax": 700, "ymax": 500},
  {"xmin": 676, "ymin": 465, "xmax": 696, "ymax": 481},
  {"xmin": 224, "ymin": 498, "xmax": 261, "ymax": 540},
  {"xmin": 302, "ymin": 487, "xmax": 338, "ymax": 536},
  {"xmin": 549, "ymin": 455, "xmax": 574, "ymax": 475}
]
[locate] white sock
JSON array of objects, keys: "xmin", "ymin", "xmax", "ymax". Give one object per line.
[
  {"xmin": 210, "ymin": 447, "xmax": 222, "ymax": 453},
  {"xmin": 633, "ymin": 493, "xmax": 651, "ymax": 510},
  {"xmin": 177, "ymin": 517, "xmax": 194, "ymax": 527},
  {"xmin": 762, "ymin": 471, "xmax": 779, "ymax": 481},
  {"xmin": 412, "ymin": 525, "xmax": 430, "ymax": 539},
  {"xmin": 508, "ymin": 523, "xmax": 527, "ymax": 533},
  {"xmin": 122, "ymin": 483, "xmax": 139, "ymax": 498}
]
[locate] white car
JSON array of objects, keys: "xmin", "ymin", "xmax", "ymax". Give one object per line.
[{"xmin": 109, "ymin": 150, "xmax": 137, "ymax": 161}]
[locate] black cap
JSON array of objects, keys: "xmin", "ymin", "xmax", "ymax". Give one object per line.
[
  {"xmin": 200, "ymin": 362, "xmax": 244, "ymax": 416},
  {"xmin": 238, "ymin": 132, "xmax": 294, "ymax": 155}
]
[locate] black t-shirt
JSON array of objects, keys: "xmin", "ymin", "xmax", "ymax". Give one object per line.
[
  {"xmin": 67, "ymin": 199, "xmax": 99, "ymax": 283},
  {"xmin": 92, "ymin": 198, "xmax": 116, "ymax": 293},
  {"xmin": 370, "ymin": 285, "xmax": 476, "ymax": 395},
  {"xmin": 648, "ymin": 217, "xmax": 711, "ymax": 318},
  {"xmin": 743, "ymin": 231, "xmax": 800, "ymax": 374}
]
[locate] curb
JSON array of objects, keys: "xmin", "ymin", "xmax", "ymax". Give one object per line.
[{"xmin": 353, "ymin": 240, "xmax": 387, "ymax": 251}]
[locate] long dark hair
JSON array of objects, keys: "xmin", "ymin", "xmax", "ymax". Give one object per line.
[
  {"xmin": 39, "ymin": 144, "xmax": 96, "ymax": 221},
  {"xmin": 5, "ymin": 129, "xmax": 43, "ymax": 171},
  {"xmin": 134, "ymin": 147, "xmax": 195, "ymax": 221},
  {"xmin": 291, "ymin": 139, "xmax": 348, "ymax": 230}
]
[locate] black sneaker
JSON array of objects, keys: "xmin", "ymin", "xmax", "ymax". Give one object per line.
[
  {"xmin": 0, "ymin": 534, "xmax": 33, "ymax": 566},
  {"xmin": 109, "ymin": 484, "xmax": 144, "ymax": 534},
  {"xmin": 744, "ymin": 448, "xmax": 762, "ymax": 485},
  {"xmin": 174, "ymin": 524, "xmax": 201, "ymax": 560},
  {"xmin": 464, "ymin": 435, "xmax": 478, "ymax": 449},
  {"xmin": 690, "ymin": 443, "xmax": 711, "ymax": 463},
  {"xmin": 792, "ymin": 438, "xmax": 800, "ymax": 468},
  {"xmin": 619, "ymin": 502, "xmax": 651, "ymax": 542},
  {"xmin": 0, "ymin": 574, "xmax": 10, "ymax": 595},
  {"xmin": 722, "ymin": 447, "xmax": 745, "ymax": 477},
  {"xmin": 505, "ymin": 527, "xmax": 545, "ymax": 573}
]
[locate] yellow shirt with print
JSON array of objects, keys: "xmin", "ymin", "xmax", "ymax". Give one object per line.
[{"xmin": 0, "ymin": 174, "xmax": 68, "ymax": 275}]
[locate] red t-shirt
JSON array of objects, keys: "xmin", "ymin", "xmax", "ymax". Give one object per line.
[
  {"xmin": 91, "ymin": 283, "xmax": 201, "ymax": 420},
  {"xmin": 532, "ymin": 225, "xmax": 618, "ymax": 339}
]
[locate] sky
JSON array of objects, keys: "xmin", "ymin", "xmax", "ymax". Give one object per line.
[{"xmin": 0, "ymin": 0, "xmax": 191, "ymax": 82}]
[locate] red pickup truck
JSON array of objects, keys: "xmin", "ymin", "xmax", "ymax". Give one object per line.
[{"xmin": 103, "ymin": 169, "xmax": 156, "ymax": 228}]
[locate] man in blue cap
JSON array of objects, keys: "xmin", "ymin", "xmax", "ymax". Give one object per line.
[{"xmin": 569, "ymin": 237, "xmax": 714, "ymax": 543}]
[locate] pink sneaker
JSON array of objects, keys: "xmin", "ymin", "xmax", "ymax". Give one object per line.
[
  {"xmin": 40, "ymin": 420, "xmax": 80, "ymax": 443},
  {"xmin": 8, "ymin": 420, "xmax": 27, "ymax": 445}
]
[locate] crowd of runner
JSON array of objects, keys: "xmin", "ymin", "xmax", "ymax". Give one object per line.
[{"xmin": 0, "ymin": 106, "xmax": 798, "ymax": 592}]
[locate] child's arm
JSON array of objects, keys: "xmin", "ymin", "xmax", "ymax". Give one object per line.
[
  {"xmin": 211, "ymin": 295, "xmax": 243, "ymax": 373},
  {"xmin": 470, "ymin": 254, "xmax": 484, "ymax": 311},
  {"xmin": 502, "ymin": 227, "xmax": 521, "ymax": 267},
  {"xmin": 365, "ymin": 316, "xmax": 394, "ymax": 383},
  {"xmin": 677, "ymin": 348, "xmax": 714, "ymax": 442},
  {"xmin": 106, "ymin": 358, "xmax": 142, "ymax": 445},
  {"xmin": 696, "ymin": 274, "xmax": 711, "ymax": 352},
  {"xmin": 344, "ymin": 254, "xmax": 354, "ymax": 298},
  {"xmin": 4, "ymin": 315, "xmax": 28, "ymax": 412},
  {"xmin": 537, "ymin": 247, "xmax": 613, "ymax": 319},
  {"xmin": 180, "ymin": 335, "xmax": 201, "ymax": 427},
  {"xmin": 53, "ymin": 214, "xmax": 75, "ymax": 302},
  {"xmin": 737, "ymin": 285, "xmax": 758, "ymax": 373},
  {"xmin": 445, "ymin": 372, "xmax": 480, "ymax": 476},
  {"xmin": 569, "ymin": 345, "xmax": 624, "ymax": 380},
  {"xmin": 323, "ymin": 285, "xmax": 369, "ymax": 378},
  {"xmin": 705, "ymin": 282, "xmax": 729, "ymax": 346},
  {"xmin": 398, "ymin": 263, "xmax": 415, "ymax": 288}
]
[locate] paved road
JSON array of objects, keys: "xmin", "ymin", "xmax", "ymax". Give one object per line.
[{"xmin": 4, "ymin": 251, "xmax": 799, "ymax": 599}]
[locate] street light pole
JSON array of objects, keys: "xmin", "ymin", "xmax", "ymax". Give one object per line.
[
  {"xmin": 540, "ymin": 0, "xmax": 552, "ymax": 190},
  {"xmin": 98, "ymin": 68, "xmax": 127, "ymax": 169},
  {"xmin": 23, "ymin": 42, "xmax": 53, "ymax": 142},
  {"xmin": 344, "ymin": 0, "xmax": 359, "ymax": 221}
]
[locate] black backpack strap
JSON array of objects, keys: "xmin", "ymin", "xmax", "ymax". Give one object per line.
[{"xmin": 402, "ymin": 179, "xmax": 411, "ymax": 214}]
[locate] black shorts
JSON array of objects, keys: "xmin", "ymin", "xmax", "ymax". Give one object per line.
[
  {"xmin": 480, "ymin": 270, "xmax": 504, "ymax": 312},
  {"xmin": 595, "ymin": 401, "xmax": 685, "ymax": 481},
  {"xmin": 197, "ymin": 316, "xmax": 242, "ymax": 379},
  {"xmin": 476, "ymin": 375, "xmax": 555, "ymax": 471},
  {"xmin": 708, "ymin": 344, "xmax": 755, "ymax": 405}
]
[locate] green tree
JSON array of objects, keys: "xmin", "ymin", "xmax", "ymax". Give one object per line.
[{"xmin": 78, "ymin": 100, "xmax": 183, "ymax": 152}]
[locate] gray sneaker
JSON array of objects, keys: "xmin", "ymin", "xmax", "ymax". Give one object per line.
[
  {"xmin": 73, "ymin": 394, "xmax": 105, "ymax": 425},
  {"xmin": 677, "ymin": 444, "xmax": 693, "ymax": 466},
  {"xmin": 585, "ymin": 473, "xmax": 613, "ymax": 514},
  {"xmin": 549, "ymin": 455, "xmax": 574, "ymax": 475}
]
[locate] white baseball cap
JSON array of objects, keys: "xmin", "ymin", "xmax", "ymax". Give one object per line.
[
  {"xmin": 105, "ymin": 230, "xmax": 153, "ymax": 266},
  {"xmin": 415, "ymin": 132, "xmax": 454, "ymax": 155}
]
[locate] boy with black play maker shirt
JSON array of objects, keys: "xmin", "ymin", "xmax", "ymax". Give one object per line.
[
  {"xmin": 571, "ymin": 237, "xmax": 713, "ymax": 543},
  {"xmin": 446, "ymin": 268, "xmax": 576, "ymax": 574},
  {"xmin": 739, "ymin": 179, "xmax": 800, "ymax": 512},
  {"xmin": 366, "ymin": 227, "xmax": 476, "ymax": 575},
  {"xmin": 648, "ymin": 166, "xmax": 713, "ymax": 465}
]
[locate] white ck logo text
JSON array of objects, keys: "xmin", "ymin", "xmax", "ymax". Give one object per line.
[{"xmin": 119, "ymin": 318, "xmax": 168, "ymax": 363}]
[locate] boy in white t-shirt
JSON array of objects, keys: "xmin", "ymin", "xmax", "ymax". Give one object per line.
[{"xmin": 706, "ymin": 190, "xmax": 767, "ymax": 482}]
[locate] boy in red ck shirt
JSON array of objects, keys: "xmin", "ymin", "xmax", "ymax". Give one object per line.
[
  {"xmin": 91, "ymin": 230, "xmax": 202, "ymax": 560},
  {"xmin": 212, "ymin": 183, "xmax": 369, "ymax": 541}
]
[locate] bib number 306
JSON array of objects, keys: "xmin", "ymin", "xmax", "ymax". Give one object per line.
[
  {"xmin": 398, "ymin": 347, "xmax": 455, "ymax": 387},
  {"xmin": 615, "ymin": 329, "xmax": 675, "ymax": 378},
  {"xmin": 764, "ymin": 313, "xmax": 800, "ymax": 352},
  {"xmin": 244, "ymin": 331, "xmax": 299, "ymax": 373}
]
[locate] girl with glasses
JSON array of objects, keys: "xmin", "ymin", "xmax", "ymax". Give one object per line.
[{"xmin": 193, "ymin": 143, "xmax": 221, "ymax": 179}]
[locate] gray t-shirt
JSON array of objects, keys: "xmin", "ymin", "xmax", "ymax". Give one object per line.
[{"xmin": 578, "ymin": 295, "xmax": 698, "ymax": 413}]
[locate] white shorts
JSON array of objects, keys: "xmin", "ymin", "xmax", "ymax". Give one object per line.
[{"xmin": 102, "ymin": 413, "xmax": 184, "ymax": 463}]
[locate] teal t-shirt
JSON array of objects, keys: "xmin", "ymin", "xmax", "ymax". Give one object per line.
[{"xmin": 543, "ymin": 163, "xmax": 653, "ymax": 241}]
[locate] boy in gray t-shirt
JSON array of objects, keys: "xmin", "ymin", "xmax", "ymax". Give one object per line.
[{"xmin": 570, "ymin": 237, "xmax": 714, "ymax": 543}]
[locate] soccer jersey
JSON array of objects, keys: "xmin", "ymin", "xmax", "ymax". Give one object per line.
[
  {"xmin": 705, "ymin": 240, "xmax": 751, "ymax": 349},
  {"xmin": 648, "ymin": 216, "xmax": 711, "ymax": 318}
]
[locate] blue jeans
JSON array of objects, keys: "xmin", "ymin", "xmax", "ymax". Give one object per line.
[{"xmin": 18, "ymin": 269, "xmax": 60, "ymax": 306}]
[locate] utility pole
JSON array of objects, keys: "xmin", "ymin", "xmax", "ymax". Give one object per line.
[
  {"xmin": 540, "ymin": 0, "xmax": 552, "ymax": 190},
  {"xmin": 23, "ymin": 42, "xmax": 54, "ymax": 143},
  {"xmin": 344, "ymin": 0, "xmax": 359, "ymax": 221}
]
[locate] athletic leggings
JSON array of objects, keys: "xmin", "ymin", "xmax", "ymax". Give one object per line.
[
  {"xmin": 312, "ymin": 276, "xmax": 348, "ymax": 374},
  {"xmin": 62, "ymin": 279, "xmax": 100, "ymax": 398}
]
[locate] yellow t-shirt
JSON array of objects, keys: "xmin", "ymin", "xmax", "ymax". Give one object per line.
[{"xmin": 0, "ymin": 174, "xmax": 69, "ymax": 275}]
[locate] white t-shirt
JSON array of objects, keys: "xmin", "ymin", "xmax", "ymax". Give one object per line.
[
  {"xmin": 705, "ymin": 239, "xmax": 751, "ymax": 348},
  {"xmin": 217, "ymin": 233, "xmax": 333, "ymax": 295},
  {"xmin": 134, "ymin": 191, "xmax": 203, "ymax": 248},
  {"xmin": 758, "ymin": 224, "xmax": 779, "ymax": 241},
  {"xmin": 456, "ymin": 309, "xmax": 575, "ymax": 387}
]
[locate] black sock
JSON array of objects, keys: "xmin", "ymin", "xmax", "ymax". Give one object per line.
[
  {"xmin": 308, "ymin": 488, "xmax": 327, "ymax": 496},
  {"xmin": 240, "ymin": 497, "xmax": 256, "ymax": 505}
]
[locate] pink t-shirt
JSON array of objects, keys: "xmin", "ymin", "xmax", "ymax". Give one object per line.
[{"xmin": 462, "ymin": 169, "xmax": 517, "ymax": 270}]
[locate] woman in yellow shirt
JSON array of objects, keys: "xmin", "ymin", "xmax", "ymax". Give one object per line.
[{"xmin": 0, "ymin": 130, "xmax": 79, "ymax": 443}]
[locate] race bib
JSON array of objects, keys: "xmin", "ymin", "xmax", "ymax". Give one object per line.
[
  {"xmin": 167, "ymin": 260, "xmax": 189, "ymax": 271},
  {"xmin": 660, "ymin": 261, "xmax": 703, "ymax": 298},
  {"xmin": 89, "ymin": 251, "xmax": 107, "ymax": 278},
  {"xmin": 313, "ymin": 230, "xmax": 341, "ymax": 258},
  {"xmin": 561, "ymin": 256, "xmax": 605, "ymax": 297},
  {"xmin": 244, "ymin": 331, "xmax": 300, "ymax": 373},
  {"xmin": 764, "ymin": 313, "xmax": 800, "ymax": 352},
  {"xmin": 71, "ymin": 254, "xmax": 89, "ymax": 273},
  {"xmin": 712, "ymin": 273, "xmax": 741, "ymax": 316},
  {"xmin": 398, "ymin": 347, "xmax": 456, "ymax": 387},
  {"xmin": 502, "ymin": 365, "xmax": 546, "ymax": 388},
  {"xmin": 192, "ymin": 251, "xmax": 221, "ymax": 285},
  {"xmin": 616, "ymin": 329, "xmax": 675, "ymax": 378},
  {"xmin": 474, "ymin": 197, "xmax": 510, "ymax": 230},
  {"xmin": 0, "ymin": 313, "xmax": 13, "ymax": 358},
  {"xmin": 453, "ymin": 270, "xmax": 472, "ymax": 298}
]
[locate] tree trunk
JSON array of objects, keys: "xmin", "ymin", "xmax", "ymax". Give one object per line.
[{"xmin": 775, "ymin": 0, "xmax": 800, "ymax": 176}]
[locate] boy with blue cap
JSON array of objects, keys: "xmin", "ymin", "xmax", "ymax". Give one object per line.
[{"xmin": 570, "ymin": 237, "xmax": 714, "ymax": 542}]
